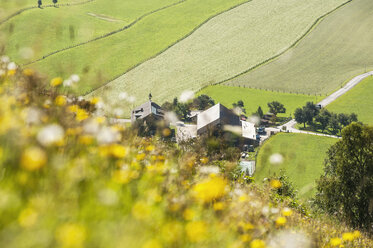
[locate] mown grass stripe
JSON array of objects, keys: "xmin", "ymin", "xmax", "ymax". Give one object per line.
[
  {"xmin": 85, "ymin": 0, "xmax": 253, "ymax": 96},
  {"xmin": 22, "ymin": 0, "xmax": 187, "ymax": 67},
  {"xmin": 217, "ymin": 0, "xmax": 353, "ymax": 89}
]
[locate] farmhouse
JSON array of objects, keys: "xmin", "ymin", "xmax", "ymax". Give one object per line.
[{"xmin": 131, "ymin": 100, "xmax": 164, "ymax": 123}]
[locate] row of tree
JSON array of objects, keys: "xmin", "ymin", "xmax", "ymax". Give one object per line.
[{"xmin": 294, "ymin": 102, "xmax": 358, "ymax": 134}]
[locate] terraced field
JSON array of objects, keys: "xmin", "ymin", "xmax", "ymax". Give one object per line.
[
  {"xmin": 225, "ymin": 0, "xmax": 373, "ymax": 95},
  {"xmin": 327, "ymin": 76, "xmax": 373, "ymax": 124},
  {"xmin": 90, "ymin": 0, "xmax": 347, "ymax": 114},
  {"xmin": 256, "ymin": 133, "xmax": 337, "ymax": 199},
  {"xmin": 28, "ymin": 0, "xmax": 247, "ymax": 95},
  {"xmin": 198, "ymin": 85, "xmax": 321, "ymax": 117},
  {"xmin": 0, "ymin": 0, "xmax": 179, "ymax": 63}
]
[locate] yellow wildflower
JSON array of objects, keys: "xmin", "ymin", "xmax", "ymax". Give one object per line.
[
  {"xmin": 132, "ymin": 201, "xmax": 151, "ymax": 220},
  {"xmin": 250, "ymin": 239, "xmax": 266, "ymax": 248},
  {"xmin": 78, "ymin": 135, "xmax": 94, "ymax": 145},
  {"xmin": 185, "ymin": 221, "xmax": 207, "ymax": 242},
  {"xmin": 89, "ymin": 97, "xmax": 100, "ymax": 105},
  {"xmin": 22, "ymin": 68, "xmax": 34, "ymax": 76},
  {"xmin": 270, "ymin": 179, "xmax": 282, "ymax": 189},
  {"xmin": 353, "ymin": 230, "xmax": 361, "ymax": 239},
  {"xmin": 145, "ymin": 145, "xmax": 155, "ymax": 152},
  {"xmin": 54, "ymin": 95, "xmax": 67, "ymax": 106},
  {"xmin": 275, "ymin": 216, "xmax": 287, "ymax": 227},
  {"xmin": 342, "ymin": 232, "xmax": 354, "ymax": 242},
  {"xmin": 239, "ymin": 221, "xmax": 254, "ymax": 231},
  {"xmin": 68, "ymin": 105, "xmax": 79, "ymax": 113},
  {"xmin": 94, "ymin": 116, "xmax": 106, "ymax": 124},
  {"xmin": 200, "ymin": 157, "xmax": 209, "ymax": 164},
  {"xmin": 142, "ymin": 239, "xmax": 162, "ymax": 248},
  {"xmin": 213, "ymin": 202, "xmax": 226, "ymax": 211},
  {"xmin": 7, "ymin": 69, "xmax": 16, "ymax": 76},
  {"xmin": 136, "ymin": 153, "xmax": 146, "ymax": 161},
  {"xmin": 18, "ymin": 207, "xmax": 38, "ymax": 228},
  {"xmin": 241, "ymin": 234, "xmax": 251, "ymax": 242},
  {"xmin": 21, "ymin": 147, "xmax": 47, "ymax": 171},
  {"xmin": 183, "ymin": 208, "xmax": 195, "ymax": 221},
  {"xmin": 330, "ymin": 237, "xmax": 342, "ymax": 246},
  {"xmin": 282, "ymin": 208, "xmax": 292, "ymax": 217},
  {"xmin": 55, "ymin": 223, "xmax": 86, "ymax": 247},
  {"xmin": 75, "ymin": 108, "xmax": 89, "ymax": 122},
  {"xmin": 50, "ymin": 77, "xmax": 63, "ymax": 87},
  {"xmin": 192, "ymin": 176, "xmax": 227, "ymax": 203},
  {"xmin": 110, "ymin": 144, "xmax": 127, "ymax": 158}
]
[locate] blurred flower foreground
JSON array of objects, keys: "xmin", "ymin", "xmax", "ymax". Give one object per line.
[{"xmin": 0, "ymin": 58, "xmax": 372, "ymax": 248}]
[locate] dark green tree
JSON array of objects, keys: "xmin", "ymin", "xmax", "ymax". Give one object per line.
[
  {"xmin": 294, "ymin": 107, "xmax": 306, "ymax": 128},
  {"xmin": 267, "ymin": 101, "xmax": 286, "ymax": 116},
  {"xmin": 315, "ymin": 109, "xmax": 331, "ymax": 133},
  {"xmin": 232, "ymin": 100, "xmax": 246, "ymax": 114},
  {"xmin": 315, "ymin": 123, "xmax": 373, "ymax": 231},
  {"xmin": 256, "ymin": 106, "xmax": 264, "ymax": 119},
  {"xmin": 303, "ymin": 102, "xmax": 319, "ymax": 126},
  {"xmin": 38, "ymin": 0, "xmax": 42, "ymax": 7},
  {"xmin": 349, "ymin": 113, "xmax": 358, "ymax": 123},
  {"xmin": 328, "ymin": 114, "xmax": 340, "ymax": 135},
  {"xmin": 192, "ymin": 94, "xmax": 215, "ymax": 110},
  {"xmin": 53, "ymin": 0, "xmax": 58, "ymax": 5}
]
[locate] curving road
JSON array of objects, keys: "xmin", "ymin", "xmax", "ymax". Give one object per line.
[{"xmin": 278, "ymin": 71, "xmax": 373, "ymax": 138}]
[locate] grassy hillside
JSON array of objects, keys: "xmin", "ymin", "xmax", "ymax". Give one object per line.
[
  {"xmin": 256, "ymin": 133, "xmax": 337, "ymax": 199},
  {"xmin": 0, "ymin": 0, "xmax": 179, "ymax": 63},
  {"xmin": 89, "ymin": 0, "xmax": 346, "ymax": 114},
  {"xmin": 327, "ymin": 76, "xmax": 373, "ymax": 124},
  {"xmin": 225, "ymin": 0, "xmax": 373, "ymax": 95},
  {"xmin": 198, "ymin": 85, "xmax": 321, "ymax": 117},
  {"xmin": 0, "ymin": 64, "xmax": 372, "ymax": 248},
  {"xmin": 25, "ymin": 0, "xmax": 247, "ymax": 94}
]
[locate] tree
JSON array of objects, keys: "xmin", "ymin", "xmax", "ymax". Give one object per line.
[
  {"xmin": 232, "ymin": 100, "xmax": 246, "ymax": 114},
  {"xmin": 294, "ymin": 108, "xmax": 306, "ymax": 128},
  {"xmin": 315, "ymin": 123, "xmax": 373, "ymax": 231},
  {"xmin": 267, "ymin": 101, "xmax": 286, "ymax": 116},
  {"xmin": 53, "ymin": 0, "xmax": 58, "ymax": 5},
  {"xmin": 38, "ymin": 0, "xmax": 42, "ymax": 7},
  {"xmin": 315, "ymin": 109, "xmax": 331, "ymax": 133},
  {"xmin": 256, "ymin": 106, "xmax": 264, "ymax": 119},
  {"xmin": 328, "ymin": 114, "xmax": 340, "ymax": 135},
  {"xmin": 338, "ymin": 113, "xmax": 350, "ymax": 131},
  {"xmin": 192, "ymin": 95, "xmax": 215, "ymax": 110},
  {"xmin": 349, "ymin": 113, "xmax": 358, "ymax": 123},
  {"xmin": 303, "ymin": 102, "xmax": 319, "ymax": 126}
]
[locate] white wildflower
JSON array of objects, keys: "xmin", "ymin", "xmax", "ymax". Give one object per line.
[
  {"xmin": 96, "ymin": 127, "xmax": 121, "ymax": 144},
  {"xmin": 269, "ymin": 153, "xmax": 284, "ymax": 165},
  {"xmin": 70, "ymin": 74, "xmax": 80, "ymax": 83},
  {"xmin": 7, "ymin": 62, "xmax": 17, "ymax": 71},
  {"xmin": 118, "ymin": 92, "xmax": 128, "ymax": 100},
  {"xmin": 37, "ymin": 124, "xmax": 64, "ymax": 146},
  {"xmin": 179, "ymin": 90, "xmax": 194, "ymax": 103}
]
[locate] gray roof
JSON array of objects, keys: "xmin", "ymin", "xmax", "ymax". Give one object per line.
[
  {"xmin": 131, "ymin": 101, "xmax": 163, "ymax": 122},
  {"xmin": 197, "ymin": 103, "xmax": 240, "ymax": 134}
]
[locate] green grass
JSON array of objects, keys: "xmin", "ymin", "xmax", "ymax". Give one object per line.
[
  {"xmin": 327, "ymin": 76, "xmax": 373, "ymax": 124},
  {"xmin": 88, "ymin": 0, "xmax": 345, "ymax": 115},
  {"xmin": 1, "ymin": 0, "xmax": 179, "ymax": 64},
  {"xmin": 256, "ymin": 133, "xmax": 337, "ymax": 199},
  {"xmin": 29, "ymin": 0, "xmax": 246, "ymax": 95},
  {"xmin": 225, "ymin": 0, "xmax": 373, "ymax": 95},
  {"xmin": 198, "ymin": 85, "xmax": 321, "ymax": 117}
]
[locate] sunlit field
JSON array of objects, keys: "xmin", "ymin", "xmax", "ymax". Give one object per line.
[
  {"xmin": 88, "ymin": 0, "xmax": 346, "ymax": 115},
  {"xmin": 198, "ymin": 85, "xmax": 321, "ymax": 118},
  {"xmin": 225, "ymin": 0, "xmax": 373, "ymax": 95},
  {"xmin": 256, "ymin": 133, "xmax": 337, "ymax": 199},
  {"xmin": 327, "ymin": 76, "xmax": 373, "ymax": 124}
]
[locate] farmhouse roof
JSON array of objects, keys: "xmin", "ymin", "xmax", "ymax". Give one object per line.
[
  {"xmin": 131, "ymin": 100, "xmax": 163, "ymax": 122},
  {"xmin": 197, "ymin": 103, "xmax": 240, "ymax": 134}
]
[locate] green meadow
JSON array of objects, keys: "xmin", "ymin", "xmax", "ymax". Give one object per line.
[
  {"xmin": 0, "ymin": 0, "xmax": 179, "ymax": 63},
  {"xmin": 256, "ymin": 133, "xmax": 337, "ymax": 199},
  {"xmin": 225, "ymin": 0, "xmax": 373, "ymax": 95},
  {"xmin": 327, "ymin": 76, "xmax": 373, "ymax": 124},
  {"xmin": 88, "ymin": 0, "xmax": 345, "ymax": 113},
  {"xmin": 198, "ymin": 85, "xmax": 321, "ymax": 117}
]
